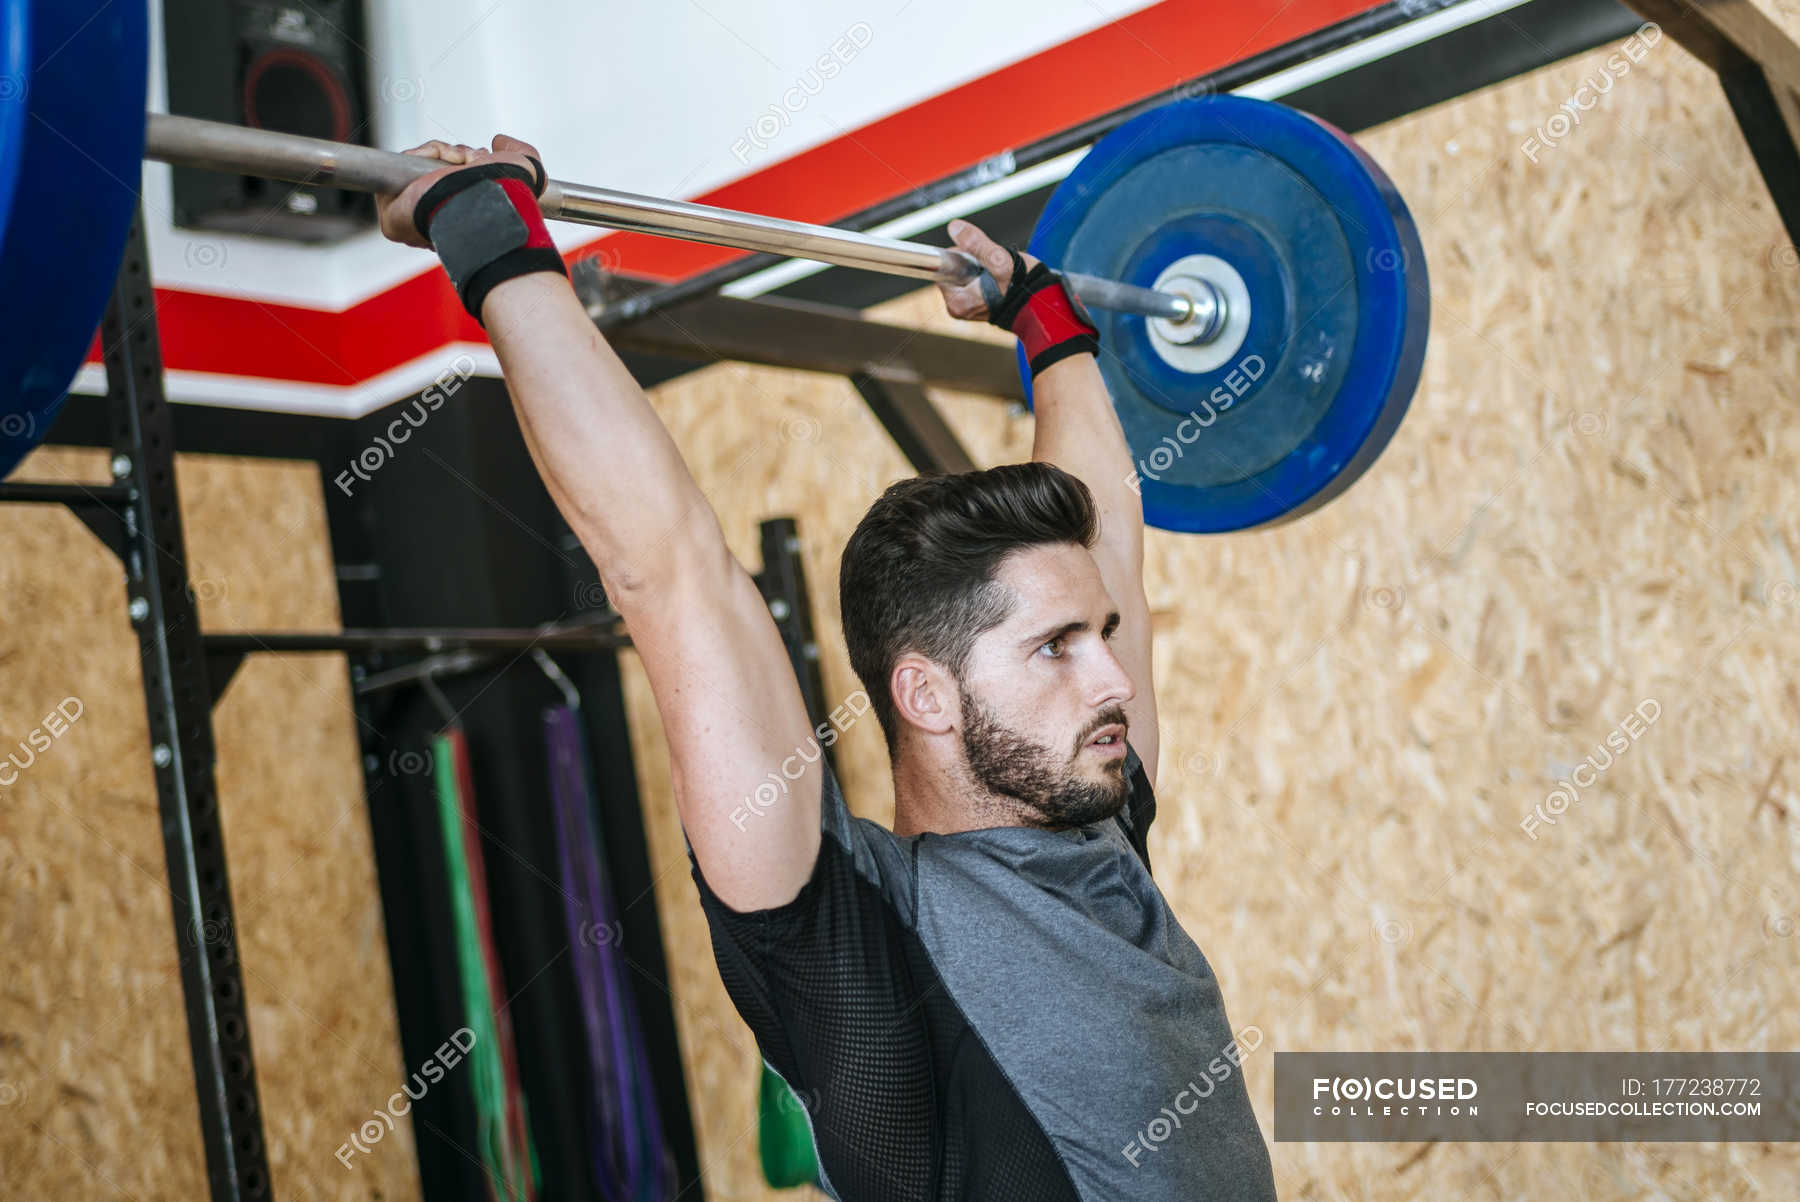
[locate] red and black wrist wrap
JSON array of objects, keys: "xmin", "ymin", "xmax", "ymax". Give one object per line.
[
  {"xmin": 412, "ymin": 156, "xmax": 566, "ymax": 325},
  {"xmin": 986, "ymin": 250, "xmax": 1100, "ymax": 377}
]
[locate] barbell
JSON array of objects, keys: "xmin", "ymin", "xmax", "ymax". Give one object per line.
[
  {"xmin": 142, "ymin": 114, "xmax": 1216, "ymax": 332},
  {"xmin": 0, "ymin": 0, "xmax": 1430, "ymax": 532}
]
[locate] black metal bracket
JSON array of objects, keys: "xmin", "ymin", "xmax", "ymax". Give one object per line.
[
  {"xmin": 200, "ymin": 619, "xmax": 630, "ymax": 710},
  {"xmin": 1720, "ymin": 61, "xmax": 1800, "ymax": 249},
  {"xmin": 226, "ymin": 528, "xmax": 823, "ymax": 737},
  {"xmin": 851, "ymin": 370, "xmax": 979, "ymax": 475},
  {"xmin": 1626, "ymin": 0, "xmax": 1800, "ymax": 248},
  {"xmin": 755, "ymin": 517, "xmax": 836, "ymax": 769},
  {"xmin": 0, "ymin": 480, "xmax": 134, "ymax": 560},
  {"xmin": 204, "ymin": 650, "xmax": 249, "ymax": 709},
  {"xmin": 574, "ymin": 262, "xmax": 1025, "ymax": 401},
  {"xmin": 575, "ymin": 259, "xmax": 993, "ymax": 478}
]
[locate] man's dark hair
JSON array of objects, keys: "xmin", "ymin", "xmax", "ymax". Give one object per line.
[{"xmin": 839, "ymin": 462, "xmax": 1099, "ymax": 751}]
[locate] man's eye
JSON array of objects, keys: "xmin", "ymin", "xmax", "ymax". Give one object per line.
[{"xmin": 1040, "ymin": 637, "xmax": 1064, "ymax": 658}]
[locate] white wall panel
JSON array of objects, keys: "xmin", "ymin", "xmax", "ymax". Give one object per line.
[{"xmin": 143, "ymin": 0, "xmax": 1160, "ymax": 309}]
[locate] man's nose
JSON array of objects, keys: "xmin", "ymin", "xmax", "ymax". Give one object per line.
[{"xmin": 1091, "ymin": 646, "xmax": 1136, "ymax": 707}]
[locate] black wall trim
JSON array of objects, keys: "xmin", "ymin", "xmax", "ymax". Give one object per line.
[{"xmin": 1285, "ymin": 0, "xmax": 1644, "ymax": 136}]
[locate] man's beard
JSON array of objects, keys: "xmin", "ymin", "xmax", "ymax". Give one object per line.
[{"xmin": 958, "ymin": 682, "xmax": 1130, "ymax": 828}]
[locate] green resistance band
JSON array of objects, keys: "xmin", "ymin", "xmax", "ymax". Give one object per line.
[
  {"xmin": 759, "ymin": 1061, "xmax": 821, "ymax": 1189},
  {"xmin": 433, "ymin": 733, "xmax": 533, "ymax": 1202}
]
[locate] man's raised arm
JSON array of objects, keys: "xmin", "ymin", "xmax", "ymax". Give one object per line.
[
  {"xmin": 376, "ymin": 136, "xmax": 821, "ymax": 912},
  {"xmin": 938, "ymin": 220, "xmax": 1161, "ymax": 785}
]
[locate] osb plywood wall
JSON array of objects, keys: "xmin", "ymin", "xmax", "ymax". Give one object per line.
[
  {"xmin": 619, "ymin": 32, "xmax": 1800, "ymax": 1202},
  {"xmin": 0, "ymin": 448, "xmax": 417, "ymax": 1202}
]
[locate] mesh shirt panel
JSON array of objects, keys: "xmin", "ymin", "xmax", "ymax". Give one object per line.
[{"xmin": 689, "ymin": 760, "xmax": 1084, "ymax": 1201}]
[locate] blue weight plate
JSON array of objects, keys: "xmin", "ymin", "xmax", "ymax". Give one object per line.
[
  {"xmin": 0, "ymin": 0, "xmax": 148, "ymax": 480},
  {"xmin": 1021, "ymin": 95, "xmax": 1429, "ymax": 533}
]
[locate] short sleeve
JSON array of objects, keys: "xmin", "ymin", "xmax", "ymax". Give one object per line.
[
  {"xmin": 686, "ymin": 754, "xmax": 913, "ymax": 942},
  {"xmin": 686, "ymin": 760, "xmax": 941, "ymax": 1199},
  {"xmin": 1114, "ymin": 741, "xmax": 1158, "ymax": 873}
]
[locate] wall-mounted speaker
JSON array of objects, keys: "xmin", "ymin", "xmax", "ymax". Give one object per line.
[{"xmin": 164, "ymin": 1, "xmax": 375, "ymax": 243}]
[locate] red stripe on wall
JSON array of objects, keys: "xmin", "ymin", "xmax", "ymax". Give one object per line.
[
  {"xmin": 596, "ymin": 0, "xmax": 1380, "ymax": 281},
  {"xmin": 89, "ymin": 0, "xmax": 1384, "ymax": 389},
  {"xmin": 84, "ymin": 259, "xmax": 485, "ymax": 383}
]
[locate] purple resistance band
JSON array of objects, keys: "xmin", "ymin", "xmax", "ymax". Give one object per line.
[{"xmin": 546, "ymin": 704, "xmax": 674, "ymax": 1201}]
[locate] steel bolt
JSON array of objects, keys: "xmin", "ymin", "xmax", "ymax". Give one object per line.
[{"xmin": 152, "ymin": 744, "xmax": 173, "ymax": 768}]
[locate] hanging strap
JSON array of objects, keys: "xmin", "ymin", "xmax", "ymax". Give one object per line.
[
  {"xmin": 451, "ymin": 729, "xmax": 541, "ymax": 1201},
  {"xmin": 434, "ymin": 728, "xmax": 540, "ymax": 1202},
  {"xmin": 432, "ymin": 729, "xmax": 510, "ymax": 1200},
  {"xmin": 546, "ymin": 704, "xmax": 676, "ymax": 1201},
  {"xmin": 568, "ymin": 710, "xmax": 676, "ymax": 1202}
]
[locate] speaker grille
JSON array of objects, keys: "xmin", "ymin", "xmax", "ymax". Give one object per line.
[{"xmin": 242, "ymin": 49, "xmax": 354, "ymax": 143}]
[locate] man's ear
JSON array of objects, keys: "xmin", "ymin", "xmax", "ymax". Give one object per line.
[{"xmin": 890, "ymin": 654, "xmax": 957, "ymax": 738}]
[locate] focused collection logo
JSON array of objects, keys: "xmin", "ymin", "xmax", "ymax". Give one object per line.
[{"xmin": 1311, "ymin": 1075, "xmax": 1479, "ymax": 1117}]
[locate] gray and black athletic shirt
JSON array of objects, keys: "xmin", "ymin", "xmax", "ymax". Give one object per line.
[{"xmin": 688, "ymin": 743, "xmax": 1278, "ymax": 1201}]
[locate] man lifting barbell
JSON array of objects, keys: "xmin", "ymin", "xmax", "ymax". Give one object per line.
[{"xmin": 374, "ymin": 134, "xmax": 1278, "ymax": 1202}]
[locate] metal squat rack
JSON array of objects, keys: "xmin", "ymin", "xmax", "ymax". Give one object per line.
[{"xmin": 0, "ymin": 207, "xmax": 834, "ymax": 1202}]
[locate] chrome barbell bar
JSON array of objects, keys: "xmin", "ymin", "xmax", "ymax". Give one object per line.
[{"xmin": 143, "ymin": 113, "xmax": 1224, "ymax": 333}]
